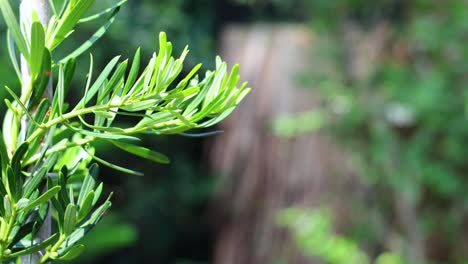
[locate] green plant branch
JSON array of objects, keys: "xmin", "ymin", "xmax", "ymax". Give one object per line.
[
  {"xmin": 0, "ymin": 200, "xmax": 18, "ymax": 261},
  {"xmin": 0, "ymin": 0, "xmax": 250, "ymax": 262}
]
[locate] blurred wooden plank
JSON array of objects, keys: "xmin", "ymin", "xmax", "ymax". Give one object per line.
[{"xmin": 209, "ymin": 24, "xmax": 350, "ymax": 264}]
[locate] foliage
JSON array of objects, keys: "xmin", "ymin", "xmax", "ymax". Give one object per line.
[
  {"xmin": 278, "ymin": 208, "xmax": 370, "ymax": 264},
  {"xmin": 284, "ymin": 0, "xmax": 468, "ymax": 263},
  {"xmin": 0, "ymin": 0, "xmax": 249, "ymax": 262},
  {"xmin": 278, "ymin": 208, "xmax": 404, "ymax": 264}
]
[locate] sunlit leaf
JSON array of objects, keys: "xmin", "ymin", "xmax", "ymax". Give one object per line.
[
  {"xmin": 8, "ymin": 233, "xmax": 59, "ymax": 258},
  {"xmin": 111, "ymin": 141, "xmax": 170, "ymax": 164},
  {"xmin": 63, "ymin": 203, "xmax": 77, "ymax": 236},
  {"xmin": 29, "ymin": 21, "xmax": 45, "ymax": 80},
  {"xmin": 20, "ymin": 186, "xmax": 61, "ymax": 213},
  {"xmin": 57, "ymin": 243, "xmax": 85, "ymax": 260},
  {"xmin": 6, "ymin": 30, "xmax": 22, "ymax": 82},
  {"xmin": 47, "ymin": 0, "xmax": 96, "ymax": 49},
  {"xmin": 0, "ymin": 0, "xmax": 29, "ymax": 57},
  {"xmin": 31, "ymin": 49, "xmax": 52, "ymax": 106},
  {"xmin": 59, "ymin": 6, "xmax": 121, "ymax": 63},
  {"xmin": 74, "ymin": 56, "xmax": 120, "ymax": 109},
  {"xmin": 78, "ymin": 0, "xmax": 126, "ymax": 23}
]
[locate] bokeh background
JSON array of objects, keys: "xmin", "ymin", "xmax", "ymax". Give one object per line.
[{"xmin": 2, "ymin": 0, "xmax": 468, "ymax": 263}]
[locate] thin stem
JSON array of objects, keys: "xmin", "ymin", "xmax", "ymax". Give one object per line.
[
  {"xmin": 0, "ymin": 203, "xmax": 18, "ymax": 260},
  {"xmin": 3, "ymin": 208, "xmax": 17, "ymax": 244},
  {"xmin": 25, "ymin": 136, "xmax": 95, "ymax": 165},
  {"xmin": 26, "ymin": 103, "xmax": 119, "ymax": 143},
  {"xmin": 38, "ymin": 234, "xmax": 65, "ymax": 264},
  {"xmin": 10, "ymin": 78, "xmax": 35, "ymax": 152}
]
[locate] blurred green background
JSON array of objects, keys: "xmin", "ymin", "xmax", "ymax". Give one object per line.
[{"xmin": 2, "ymin": 0, "xmax": 468, "ymax": 263}]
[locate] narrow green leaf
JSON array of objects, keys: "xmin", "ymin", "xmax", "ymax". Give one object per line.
[
  {"xmin": 58, "ymin": 244, "xmax": 85, "ymax": 260},
  {"xmin": 2, "ymin": 108, "xmax": 14, "ymax": 155},
  {"xmin": 235, "ymin": 86, "xmax": 251, "ymax": 104},
  {"xmin": 10, "ymin": 221, "xmax": 35, "ymax": 247},
  {"xmin": 0, "ymin": 132, "xmax": 9, "ymax": 171},
  {"xmin": 87, "ymin": 196, "xmax": 112, "ymax": 225},
  {"xmin": 6, "ymin": 30, "xmax": 22, "ymax": 82},
  {"xmin": 0, "ymin": 177, "xmax": 7, "ymax": 198},
  {"xmin": 48, "ymin": 0, "xmax": 96, "ymax": 49},
  {"xmin": 16, "ymin": 197, "xmax": 29, "ymax": 210},
  {"xmin": 165, "ymin": 86, "xmax": 200, "ymax": 102},
  {"xmin": 85, "ymin": 150, "xmax": 143, "ymax": 176},
  {"xmin": 6, "ymin": 166, "xmax": 20, "ymax": 201},
  {"xmin": 26, "ymin": 98, "xmax": 50, "ymax": 139},
  {"xmin": 77, "ymin": 191, "xmax": 94, "ymax": 222},
  {"xmin": 59, "ymin": 6, "xmax": 120, "ymax": 63},
  {"xmin": 31, "ymin": 49, "xmax": 52, "ymax": 106},
  {"xmin": 77, "ymin": 164, "xmax": 97, "ymax": 206},
  {"xmin": 63, "ymin": 57, "xmax": 76, "ymax": 96},
  {"xmin": 20, "ymin": 186, "xmax": 61, "ymax": 213},
  {"xmin": 173, "ymin": 63, "xmax": 202, "ymax": 93},
  {"xmin": 51, "ymin": 197, "xmax": 65, "ymax": 230},
  {"xmin": 23, "ymin": 166, "xmax": 47, "ymax": 198},
  {"xmin": 179, "ymin": 130, "xmax": 224, "ymax": 138},
  {"xmin": 68, "ymin": 185, "xmax": 74, "ymax": 205},
  {"xmin": 4, "ymin": 195, "xmax": 11, "ymax": 216},
  {"xmin": 78, "ymin": 0, "xmax": 126, "ymax": 23},
  {"xmin": 0, "ymin": 0, "xmax": 29, "ymax": 57},
  {"xmin": 111, "ymin": 141, "xmax": 170, "ymax": 164},
  {"xmin": 93, "ymin": 182, "xmax": 103, "ymax": 205},
  {"xmin": 37, "ymin": 193, "xmax": 50, "ymax": 223},
  {"xmin": 154, "ymin": 32, "xmax": 167, "ymax": 83},
  {"xmin": 120, "ymin": 99, "xmax": 158, "ymax": 112},
  {"xmin": 199, "ymin": 106, "xmax": 236, "ymax": 128},
  {"xmin": 48, "ymin": 0, "xmax": 58, "ymax": 16},
  {"xmin": 63, "ymin": 203, "xmax": 77, "ymax": 236},
  {"xmin": 225, "ymin": 64, "xmax": 241, "ymax": 95},
  {"xmin": 143, "ymin": 53, "xmax": 157, "ymax": 93},
  {"xmin": 32, "ymin": 152, "xmax": 58, "ymax": 177},
  {"xmin": 134, "ymin": 111, "xmax": 174, "ymax": 130},
  {"xmin": 125, "ymin": 70, "xmax": 146, "ymax": 99},
  {"xmin": 12, "ymin": 141, "xmax": 28, "ymax": 175},
  {"xmin": 30, "ymin": 22, "xmax": 45, "ymax": 80},
  {"xmin": 169, "ymin": 110, "xmax": 196, "ymax": 128},
  {"xmin": 204, "ymin": 60, "xmax": 227, "ymax": 108},
  {"xmin": 184, "ymin": 72, "xmax": 214, "ymax": 115},
  {"xmin": 9, "ymin": 233, "xmax": 59, "ymax": 258},
  {"xmin": 4, "ymin": 87, "xmax": 44, "ymax": 131},
  {"xmin": 81, "ymin": 54, "xmax": 94, "ymax": 110},
  {"xmin": 154, "ymin": 125, "xmax": 191, "ymax": 135},
  {"xmin": 57, "ymin": 0, "xmax": 69, "ymax": 18},
  {"xmin": 97, "ymin": 60, "xmax": 128, "ymax": 103},
  {"xmin": 75, "ymin": 56, "xmax": 120, "ymax": 109},
  {"xmin": 76, "ymin": 115, "xmax": 127, "ymax": 134},
  {"xmin": 57, "ymin": 64, "xmax": 66, "ymax": 114},
  {"xmin": 58, "ymin": 166, "xmax": 69, "ymax": 206},
  {"xmin": 62, "ymin": 199, "xmax": 111, "ymax": 247},
  {"xmin": 64, "ymin": 123, "xmax": 139, "ymax": 141},
  {"xmin": 122, "ymin": 48, "xmax": 141, "ymax": 96}
]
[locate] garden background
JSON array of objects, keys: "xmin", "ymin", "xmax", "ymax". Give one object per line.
[{"xmin": 1, "ymin": 0, "xmax": 467, "ymax": 264}]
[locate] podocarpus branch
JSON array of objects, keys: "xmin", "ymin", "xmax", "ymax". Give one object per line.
[{"xmin": 0, "ymin": 0, "xmax": 249, "ymax": 262}]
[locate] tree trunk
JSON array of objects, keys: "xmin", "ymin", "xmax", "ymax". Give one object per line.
[
  {"xmin": 209, "ymin": 24, "xmax": 358, "ymax": 264},
  {"xmin": 210, "ymin": 22, "xmax": 427, "ymax": 264},
  {"xmin": 20, "ymin": 1, "xmax": 52, "ymax": 263}
]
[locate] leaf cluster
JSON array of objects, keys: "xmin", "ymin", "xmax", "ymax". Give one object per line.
[{"xmin": 0, "ymin": 0, "xmax": 249, "ymax": 262}]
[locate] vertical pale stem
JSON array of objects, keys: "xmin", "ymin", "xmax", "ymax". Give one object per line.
[
  {"xmin": 20, "ymin": 0, "xmax": 50, "ymax": 89},
  {"xmin": 20, "ymin": 1, "xmax": 52, "ymax": 263}
]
